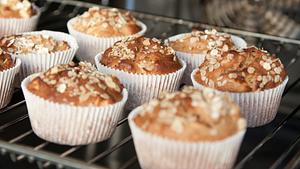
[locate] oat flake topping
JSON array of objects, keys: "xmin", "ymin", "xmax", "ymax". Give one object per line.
[
  {"xmin": 0, "ymin": 0, "xmax": 34, "ymax": 18},
  {"xmin": 197, "ymin": 46, "xmax": 287, "ymax": 92},
  {"xmin": 28, "ymin": 62, "xmax": 123, "ymax": 106},
  {"xmin": 134, "ymin": 87, "xmax": 246, "ymax": 141},
  {"xmin": 0, "ymin": 34, "xmax": 70, "ymax": 55}
]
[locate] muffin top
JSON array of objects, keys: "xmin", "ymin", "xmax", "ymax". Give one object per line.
[
  {"xmin": 0, "ymin": 34, "xmax": 70, "ymax": 55},
  {"xmin": 72, "ymin": 7, "xmax": 141, "ymax": 37},
  {"xmin": 169, "ymin": 29, "xmax": 235, "ymax": 54},
  {"xmin": 101, "ymin": 36, "xmax": 182, "ymax": 74},
  {"xmin": 0, "ymin": 49, "xmax": 13, "ymax": 71},
  {"xmin": 194, "ymin": 47, "xmax": 287, "ymax": 92},
  {"xmin": 134, "ymin": 87, "xmax": 246, "ymax": 141},
  {"xmin": 27, "ymin": 62, "xmax": 124, "ymax": 106},
  {"xmin": 0, "ymin": 0, "xmax": 35, "ymax": 19}
]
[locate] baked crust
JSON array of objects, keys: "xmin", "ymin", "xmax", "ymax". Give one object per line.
[
  {"xmin": 169, "ymin": 29, "xmax": 235, "ymax": 54},
  {"xmin": 0, "ymin": 34, "xmax": 70, "ymax": 54},
  {"xmin": 134, "ymin": 87, "xmax": 246, "ymax": 141},
  {"xmin": 27, "ymin": 62, "xmax": 124, "ymax": 106},
  {"xmin": 72, "ymin": 7, "xmax": 141, "ymax": 37},
  {"xmin": 194, "ymin": 46, "xmax": 287, "ymax": 92},
  {"xmin": 0, "ymin": 49, "xmax": 13, "ymax": 71},
  {"xmin": 101, "ymin": 36, "xmax": 182, "ymax": 74},
  {"xmin": 0, "ymin": 0, "xmax": 35, "ymax": 19}
]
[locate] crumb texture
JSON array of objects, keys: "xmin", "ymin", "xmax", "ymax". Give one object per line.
[
  {"xmin": 27, "ymin": 62, "xmax": 124, "ymax": 106},
  {"xmin": 195, "ymin": 47, "xmax": 287, "ymax": 92},
  {"xmin": 101, "ymin": 36, "xmax": 182, "ymax": 74},
  {"xmin": 169, "ymin": 29, "xmax": 235, "ymax": 54},
  {"xmin": 0, "ymin": 0, "xmax": 35, "ymax": 18},
  {"xmin": 72, "ymin": 7, "xmax": 141, "ymax": 37},
  {"xmin": 134, "ymin": 87, "xmax": 246, "ymax": 141}
]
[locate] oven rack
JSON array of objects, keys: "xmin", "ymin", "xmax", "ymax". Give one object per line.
[{"xmin": 1, "ymin": 0, "xmax": 300, "ymax": 169}]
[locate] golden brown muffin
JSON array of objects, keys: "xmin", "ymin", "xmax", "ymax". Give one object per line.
[
  {"xmin": 72, "ymin": 7, "xmax": 141, "ymax": 37},
  {"xmin": 27, "ymin": 62, "xmax": 124, "ymax": 106},
  {"xmin": 0, "ymin": 49, "xmax": 13, "ymax": 71},
  {"xmin": 194, "ymin": 46, "xmax": 287, "ymax": 92},
  {"xmin": 0, "ymin": 34, "xmax": 70, "ymax": 55},
  {"xmin": 0, "ymin": 0, "xmax": 35, "ymax": 19},
  {"xmin": 169, "ymin": 29, "xmax": 235, "ymax": 54},
  {"xmin": 134, "ymin": 86, "xmax": 246, "ymax": 141},
  {"xmin": 101, "ymin": 36, "xmax": 182, "ymax": 74}
]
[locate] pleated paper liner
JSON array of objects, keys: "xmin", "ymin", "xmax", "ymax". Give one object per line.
[
  {"xmin": 191, "ymin": 69, "xmax": 288, "ymax": 127},
  {"xmin": 0, "ymin": 5, "xmax": 41, "ymax": 36},
  {"xmin": 0, "ymin": 59, "xmax": 21, "ymax": 109},
  {"xmin": 166, "ymin": 33, "xmax": 247, "ymax": 85},
  {"xmin": 10, "ymin": 30, "xmax": 78, "ymax": 85},
  {"xmin": 21, "ymin": 73, "xmax": 128, "ymax": 145},
  {"xmin": 67, "ymin": 18, "xmax": 147, "ymax": 63},
  {"xmin": 95, "ymin": 53, "xmax": 186, "ymax": 110},
  {"xmin": 128, "ymin": 106, "xmax": 246, "ymax": 169}
]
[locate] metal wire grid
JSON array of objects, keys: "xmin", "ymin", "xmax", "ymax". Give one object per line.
[{"xmin": 1, "ymin": 0, "xmax": 300, "ymax": 169}]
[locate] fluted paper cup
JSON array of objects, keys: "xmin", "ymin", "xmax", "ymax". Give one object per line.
[
  {"xmin": 67, "ymin": 18, "xmax": 147, "ymax": 63},
  {"xmin": 166, "ymin": 33, "xmax": 247, "ymax": 85},
  {"xmin": 191, "ymin": 69, "xmax": 288, "ymax": 127},
  {"xmin": 10, "ymin": 30, "xmax": 78, "ymax": 84},
  {"xmin": 128, "ymin": 106, "xmax": 246, "ymax": 169},
  {"xmin": 21, "ymin": 73, "xmax": 128, "ymax": 145},
  {"xmin": 0, "ymin": 59, "xmax": 21, "ymax": 109},
  {"xmin": 95, "ymin": 53, "xmax": 186, "ymax": 110},
  {"xmin": 0, "ymin": 5, "xmax": 41, "ymax": 36}
]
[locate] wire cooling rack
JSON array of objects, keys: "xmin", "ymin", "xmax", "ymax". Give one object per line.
[{"xmin": 1, "ymin": 0, "xmax": 300, "ymax": 169}]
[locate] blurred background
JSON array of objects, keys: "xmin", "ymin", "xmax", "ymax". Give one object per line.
[
  {"xmin": 86, "ymin": 0, "xmax": 300, "ymax": 39},
  {"xmin": 2, "ymin": 0, "xmax": 300, "ymax": 169}
]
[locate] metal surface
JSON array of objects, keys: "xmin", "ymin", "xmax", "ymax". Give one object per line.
[{"xmin": 1, "ymin": 0, "xmax": 300, "ymax": 169}]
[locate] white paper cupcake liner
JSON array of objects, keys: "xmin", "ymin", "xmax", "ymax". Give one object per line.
[
  {"xmin": 0, "ymin": 5, "xmax": 41, "ymax": 36},
  {"xmin": 21, "ymin": 73, "xmax": 128, "ymax": 145},
  {"xmin": 95, "ymin": 53, "xmax": 186, "ymax": 110},
  {"xmin": 166, "ymin": 33, "xmax": 247, "ymax": 85},
  {"xmin": 191, "ymin": 69, "xmax": 288, "ymax": 127},
  {"xmin": 0, "ymin": 59, "xmax": 21, "ymax": 109},
  {"xmin": 10, "ymin": 30, "xmax": 78, "ymax": 84},
  {"xmin": 67, "ymin": 18, "xmax": 147, "ymax": 63},
  {"xmin": 128, "ymin": 106, "xmax": 246, "ymax": 169}
]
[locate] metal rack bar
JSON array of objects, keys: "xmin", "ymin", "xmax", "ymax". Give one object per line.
[
  {"xmin": 0, "ymin": 100, "xmax": 25, "ymax": 114},
  {"xmin": 0, "ymin": 139, "xmax": 104, "ymax": 169},
  {"xmin": 284, "ymin": 150, "xmax": 300, "ymax": 169},
  {"xmin": 9, "ymin": 130, "xmax": 33, "ymax": 143},
  {"xmin": 235, "ymin": 104, "xmax": 300, "ymax": 169},
  {"xmin": 269, "ymin": 135, "xmax": 300, "ymax": 169},
  {"xmin": 16, "ymin": 142, "xmax": 50, "ymax": 161},
  {"xmin": 117, "ymin": 118, "xmax": 128, "ymax": 126},
  {"xmin": 283, "ymin": 78, "xmax": 300, "ymax": 96},
  {"xmin": 118, "ymin": 156, "xmax": 137, "ymax": 169},
  {"xmin": 0, "ymin": 0, "xmax": 300, "ymax": 169},
  {"xmin": 87, "ymin": 136, "xmax": 133, "ymax": 164},
  {"xmin": 0, "ymin": 114, "xmax": 28, "ymax": 131},
  {"xmin": 43, "ymin": 146, "xmax": 82, "ymax": 168}
]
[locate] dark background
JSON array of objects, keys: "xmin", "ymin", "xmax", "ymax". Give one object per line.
[{"xmin": 88, "ymin": 0, "xmax": 300, "ymax": 39}]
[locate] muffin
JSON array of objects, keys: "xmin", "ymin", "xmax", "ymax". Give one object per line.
[
  {"xmin": 0, "ymin": 50, "xmax": 14, "ymax": 71},
  {"xmin": 129, "ymin": 87, "xmax": 246, "ymax": 169},
  {"xmin": 167, "ymin": 29, "xmax": 247, "ymax": 84},
  {"xmin": 95, "ymin": 36, "xmax": 186, "ymax": 109},
  {"xmin": 191, "ymin": 46, "xmax": 288, "ymax": 127},
  {"xmin": 67, "ymin": 7, "xmax": 146, "ymax": 63},
  {"xmin": 0, "ymin": 30, "xmax": 78, "ymax": 82},
  {"xmin": 0, "ymin": 0, "xmax": 40, "ymax": 36},
  {"xmin": 21, "ymin": 62, "xmax": 128, "ymax": 145},
  {"xmin": 0, "ymin": 49, "xmax": 21, "ymax": 109}
]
